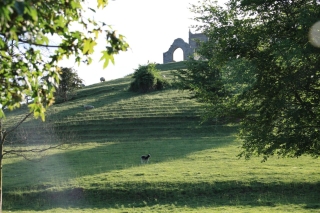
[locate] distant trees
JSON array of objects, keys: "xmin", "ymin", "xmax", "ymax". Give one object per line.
[
  {"xmin": 177, "ymin": 0, "xmax": 320, "ymax": 161},
  {"xmin": 55, "ymin": 67, "xmax": 84, "ymax": 103},
  {"xmin": 129, "ymin": 63, "xmax": 170, "ymax": 93}
]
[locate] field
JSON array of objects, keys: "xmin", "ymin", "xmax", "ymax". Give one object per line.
[{"xmin": 2, "ymin": 63, "xmax": 320, "ymax": 212}]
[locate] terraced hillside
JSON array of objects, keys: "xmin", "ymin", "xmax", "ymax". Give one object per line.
[{"xmin": 3, "ymin": 63, "xmax": 218, "ymax": 144}]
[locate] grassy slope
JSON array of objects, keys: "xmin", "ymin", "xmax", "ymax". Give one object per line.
[
  {"xmin": 156, "ymin": 61, "xmax": 187, "ymax": 71},
  {"xmin": 4, "ymin": 67, "xmax": 205, "ymax": 143},
  {"xmin": 2, "ymin": 62, "xmax": 320, "ymax": 212}
]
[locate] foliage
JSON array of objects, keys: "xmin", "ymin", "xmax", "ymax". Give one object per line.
[
  {"xmin": 175, "ymin": 59, "xmax": 224, "ymax": 102},
  {"xmin": 0, "ymin": 0, "xmax": 129, "ymax": 120},
  {"xmin": 129, "ymin": 63, "xmax": 170, "ymax": 93},
  {"xmin": 180, "ymin": 0, "xmax": 320, "ymax": 160},
  {"xmin": 55, "ymin": 67, "xmax": 83, "ymax": 103}
]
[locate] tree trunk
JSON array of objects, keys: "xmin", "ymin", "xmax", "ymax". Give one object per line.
[
  {"xmin": 0, "ymin": 142, "xmax": 2, "ymax": 213},
  {"xmin": 0, "ymin": 113, "xmax": 33, "ymax": 212},
  {"xmin": 0, "ymin": 119, "xmax": 3, "ymax": 212}
]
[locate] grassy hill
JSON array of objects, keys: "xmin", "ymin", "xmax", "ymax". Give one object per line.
[
  {"xmin": 2, "ymin": 62, "xmax": 320, "ymax": 213},
  {"xmin": 3, "ymin": 62, "xmax": 214, "ymax": 143}
]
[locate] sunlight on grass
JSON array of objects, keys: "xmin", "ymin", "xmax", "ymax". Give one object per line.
[{"xmin": 4, "ymin": 138, "xmax": 320, "ymax": 212}]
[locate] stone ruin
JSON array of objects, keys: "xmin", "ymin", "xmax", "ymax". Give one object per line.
[{"xmin": 163, "ymin": 30, "xmax": 207, "ymax": 64}]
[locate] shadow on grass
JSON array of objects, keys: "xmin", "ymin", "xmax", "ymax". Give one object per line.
[
  {"xmin": 2, "ymin": 126, "xmax": 240, "ymax": 211},
  {"xmin": 4, "ymin": 181, "xmax": 320, "ymax": 211},
  {"xmin": 3, "ymin": 130, "xmax": 237, "ymax": 188}
]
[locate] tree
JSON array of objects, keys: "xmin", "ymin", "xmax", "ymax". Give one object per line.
[
  {"xmin": 180, "ymin": 0, "xmax": 320, "ymax": 161},
  {"xmin": 0, "ymin": 0, "xmax": 129, "ymax": 119},
  {"xmin": 175, "ymin": 59, "xmax": 225, "ymax": 109},
  {"xmin": 55, "ymin": 67, "xmax": 84, "ymax": 103},
  {"xmin": 0, "ymin": 0, "xmax": 129, "ymax": 211},
  {"xmin": 129, "ymin": 63, "xmax": 170, "ymax": 93}
]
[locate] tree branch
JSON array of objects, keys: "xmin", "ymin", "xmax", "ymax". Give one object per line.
[
  {"xmin": 6, "ymin": 112, "xmax": 33, "ymax": 136},
  {"xmin": 3, "ymin": 143, "xmax": 74, "ymax": 161},
  {"xmin": 294, "ymin": 91, "xmax": 316, "ymax": 118},
  {"xmin": 17, "ymin": 38, "xmax": 62, "ymax": 48}
]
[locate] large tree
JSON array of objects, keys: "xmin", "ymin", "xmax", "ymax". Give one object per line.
[
  {"xmin": 179, "ymin": 0, "xmax": 320, "ymax": 161},
  {"xmin": 0, "ymin": 0, "xmax": 128, "ymax": 211}
]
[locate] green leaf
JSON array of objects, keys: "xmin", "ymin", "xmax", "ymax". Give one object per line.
[
  {"xmin": 102, "ymin": 55, "xmax": 110, "ymax": 69},
  {"xmin": 93, "ymin": 29, "xmax": 100, "ymax": 39},
  {"xmin": 0, "ymin": 109, "xmax": 5, "ymax": 119},
  {"xmin": 87, "ymin": 57, "xmax": 92, "ymax": 65},
  {"xmin": 25, "ymin": 6, "xmax": 38, "ymax": 21},
  {"xmin": 70, "ymin": 1, "xmax": 82, "ymax": 9},
  {"xmin": 99, "ymin": 50, "xmax": 114, "ymax": 69},
  {"xmin": 97, "ymin": 0, "xmax": 108, "ymax": 8},
  {"xmin": 82, "ymin": 39, "xmax": 97, "ymax": 54}
]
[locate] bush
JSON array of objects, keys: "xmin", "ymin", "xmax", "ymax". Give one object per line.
[
  {"xmin": 129, "ymin": 63, "xmax": 170, "ymax": 93},
  {"xmin": 54, "ymin": 67, "xmax": 83, "ymax": 103}
]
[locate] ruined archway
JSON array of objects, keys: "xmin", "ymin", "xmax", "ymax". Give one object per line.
[
  {"xmin": 163, "ymin": 31, "xmax": 208, "ymax": 64},
  {"xmin": 163, "ymin": 38, "xmax": 192, "ymax": 64}
]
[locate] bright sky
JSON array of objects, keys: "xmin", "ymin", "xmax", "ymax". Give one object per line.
[{"xmin": 59, "ymin": 0, "xmax": 227, "ymax": 86}]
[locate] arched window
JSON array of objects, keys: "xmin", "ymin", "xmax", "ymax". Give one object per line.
[{"xmin": 173, "ymin": 48, "xmax": 183, "ymax": 62}]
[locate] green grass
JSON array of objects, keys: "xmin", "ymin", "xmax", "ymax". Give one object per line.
[
  {"xmin": 3, "ymin": 138, "xmax": 320, "ymax": 212},
  {"xmin": 2, "ymin": 62, "xmax": 320, "ymax": 212},
  {"xmin": 156, "ymin": 61, "xmax": 187, "ymax": 71}
]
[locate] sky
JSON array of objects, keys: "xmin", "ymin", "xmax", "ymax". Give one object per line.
[{"xmin": 59, "ymin": 0, "xmax": 227, "ymax": 86}]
